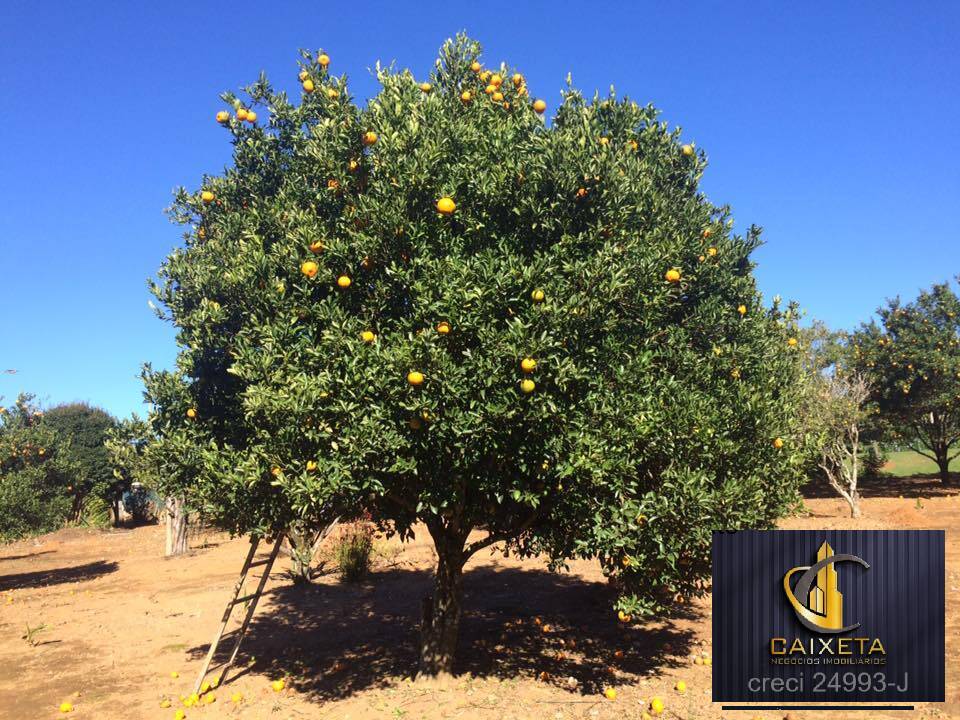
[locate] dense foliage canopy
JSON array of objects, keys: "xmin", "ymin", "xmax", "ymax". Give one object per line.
[{"xmin": 145, "ymin": 35, "xmax": 809, "ymax": 672}]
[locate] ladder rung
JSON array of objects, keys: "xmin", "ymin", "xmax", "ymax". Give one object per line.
[
  {"xmin": 248, "ymin": 558, "xmax": 272, "ymax": 568},
  {"xmin": 232, "ymin": 593, "xmax": 259, "ymax": 606}
]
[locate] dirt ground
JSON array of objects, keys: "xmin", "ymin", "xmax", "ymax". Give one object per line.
[{"xmin": 2, "ymin": 478, "xmax": 958, "ymax": 720}]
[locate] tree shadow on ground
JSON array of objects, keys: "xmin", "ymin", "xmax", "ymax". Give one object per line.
[
  {"xmin": 0, "ymin": 549, "xmax": 56, "ymax": 563},
  {"xmin": 188, "ymin": 563, "xmax": 698, "ymax": 702},
  {"xmin": 801, "ymin": 474, "xmax": 958, "ymax": 500},
  {"xmin": 0, "ymin": 560, "xmax": 118, "ymax": 592}
]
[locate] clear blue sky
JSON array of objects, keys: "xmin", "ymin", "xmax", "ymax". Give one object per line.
[{"xmin": 2, "ymin": 1, "xmax": 958, "ymax": 419}]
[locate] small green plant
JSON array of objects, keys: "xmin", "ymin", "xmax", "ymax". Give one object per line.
[
  {"xmin": 22, "ymin": 622, "xmax": 49, "ymax": 646},
  {"xmin": 335, "ymin": 520, "xmax": 374, "ymax": 582}
]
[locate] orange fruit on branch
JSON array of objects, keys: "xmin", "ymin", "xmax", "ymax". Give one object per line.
[
  {"xmin": 301, "ymin": 261, "xmax": 319, "ymax": 278},
  {"xmin": 520, "ymin": 358, "xmax": 537, "ymax": 373},
  {"xmin": 201, "ymin": 190, "xmax": 215, "ymax": 203},
  {"xmin": 407, "ymin": 371, "xmax": 425, "ymax": 386},
  {"xmin": 520, "ymin": 379, "xmax": 536, "ymax": 394},
  {"xmin": 215, "ymin": 110, "xmax": 229, "ymax": 123},
  {"xmin": 664, "ymin": 268, "xmax": 681, "ymax": 283},
  {"xmin": 436, "ymin": 197, "xmax": 456, "ymax": 215},
  {"xmin": 436, "ymin": 321, "xmax": 451, "ymax": 334},
  {"xmin": 533, "ymin": 99, "xmax": 546, "ymax": 113},
  {"xmin": 318, "ymin": 53, "xmax": 330, "ymax": 67},
  {"xmin": 337, "ymin": 275, "xmax": 351, "ymax": 288},
  {"xmin": 362, "ymin": 131, "xmax": 378, "ymax": 146},
  {"xmin": 303, "ymin": 78, "xmax": 315, "ymax": 93}
]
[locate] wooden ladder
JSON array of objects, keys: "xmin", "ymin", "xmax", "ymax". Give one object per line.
[{"xmin": 192, "ymin": 534, "xmax": 285, "ymax": 695}]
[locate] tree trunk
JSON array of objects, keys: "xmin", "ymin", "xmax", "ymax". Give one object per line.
[
  {"xmin": 936, "ymin": 453, "xmax": 951, "ymax": 484},
  {"xmin": 165, "ymin": 497, "xmax": 189, "ymax": 556},
  {"xmin": 418, "ymin": 528, "xmax": 466, "ymax": 678},
  {"xmin": 848, "ymin": 493, "xmax": 862, "ymax": 519}
]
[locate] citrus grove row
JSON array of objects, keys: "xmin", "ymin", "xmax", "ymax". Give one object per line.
[{"xmin": 139, "ymin": 34, "xmax": 812, "ymax": 677}]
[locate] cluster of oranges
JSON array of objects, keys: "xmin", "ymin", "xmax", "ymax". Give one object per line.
[{"xmin": 456, "ymin": 60, "xmax": 544, "ymax": 113}]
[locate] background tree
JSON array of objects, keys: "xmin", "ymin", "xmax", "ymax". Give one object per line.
[
  {"xmin": 805, "ymin": 371, "xmax": 871, "ymax": 517},
  {"xmin": 853, "ymin": 280, "xmax": 960, "ymax": 483},
  {"xmin": 0, "ymin": 394, "xmax": 76, "ymax": 540},
  {"xmin": 105, "ymin": 415, "xmax": 158, "ymax": 524},
  {"xmin": 43, "ymin": 403, "xmax": 117, "ymax": 523},
  {"xmin": 145, "ymin": 35, "xmax": 810, "ymax": 676}
]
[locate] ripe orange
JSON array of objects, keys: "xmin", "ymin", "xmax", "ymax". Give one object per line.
[
  {"xmin": 236, "ymin": 108, "xmax": 248, "ymax": 121},
  {"xmin": 520, "ymin": 379, "xmax": 536, "ymax": 394},
  {"xmin": 420, "ymin": 82, "xmax": 432, "ymax": 93},
  {"xmin": 604, "ymin": 688, "xmax": 617, "ymax": 701},
  {"xmin": 271, "ymin": 679, "xmax": 285, "ymax": 692},
  {"xmin": 485, "ymin": 84, "xmax": 496, "ymax": 95},
  {"xmin": 521, "ymin": 358, "xmax": 537, "ymax": 373},
  {"xmin": 362, "ymin": 131, "xmax": 378, "ymax": 146},
  {"xmin": 512, "ymin": 73, "xmax": 523, "ymax": 86},
  {"xmin": 436, "ymin": 197, "xmax": 456, "ymax": 215},
  {"xmin": 480, "ymin": 70, "xmax": 491, "ymax": 82},
  {"xmin": 627, "ymin": 139, "xmax": 638, "ymax": 151},
  {"xmin": 201, "ymin": 190, "xmax": 215, "ymax": 203},
  {"xmin": 327, "ymin": 178, "xmax": 339, "ymax": 190},
  {"xmin": 702, "ymin": 227, "xmax": 714, "ymax": 238},
  {"xmin": 599, "ymin": 136, "xmax": 609, "ymax": 146},
  {"xmin": 617, "ymin": 610, "xmax": 631, "ymax": 622},
  {"xmin": 271, "ymin": 466, "xmax": 282, "ymax": 476},
  {"xmin": 531, "ymin": 289, "xmax": 545, "ymax": 303},
  {"xmin": 650, "ymin": 697, "xmax": 665, "ymax": 715},
  {"xmin": 492, "ymin": 91, "xmax": 504, "ymax": 102},
  {"xmin": 773, "ymin": 437, "xmax": 784, "ymax": 449},
  {"xmin": 301, "ymin": 261, "xmax": 319, "ymax": 278},
  {"xmin": 664, "ymin": 268, "xmax": 681, "ymax": 283},
  {"xmin": 318, "ymin": 53, "xmax": 330, "ymax": 67},
  {"xmin": 533, "ymin": 99, "xmax": 546, "ymax": 113},
  {"xmin": 461, "ymin": 90, "xmax": 473, "ymax": 104},
  {"xmin": 361, "ymin": 330, "xmax": 376, "ymax": 343},
  {"xmin": 299, "ymin": 70, "xmax": 309, "ymax": 82},
  {"xmin": 309, "ymin": 240, "xmax": 324, "ymax": 254},
  {"xmin": 306, "ymin": 460, "xmax": 317, "ymax": 472},
  {"xmin": 216, "ymin": 110, "xmax": 230, "ymax": 123},
  {"xmin": 516, "ymin": 85, "xmax": 528, "ymax": 97},
  {"xmin": 707, "ymin": 247, "xmax": 717, "ymax": 257},
  {"xmin": 681, "ymin": 144, "xmax": 694, "ymax": 156},
  {"xmin": 787, "ymin": 337, "xmax": 798, "ymax": 347},
  {"xmin": 337, "ymin": 275, "xmax": 351, "ymax": 288},
  {"xmin": 327, "ymin": 88, "xmax": 338, "ymax": 99},
  {"xmin": 490, "ymin": 73, "xmax": 503, "ymax": 87},
  {"xmin": 437, "ymin": 321, "xmax": 451, "ymax": 334},
  {"xmin": 303, "ymin": 78, "xmax": 315, "ymax": 93},
  {"xmin": 470, "ymin": 61, "xmax": 482, "ymax": 72},
  {"xmin": 407, "ymin": 371, "xmax": 425, "ymax": 386},
  {"xmin": 575, "ymin": 187, "xmax": 588, "ymax": 199},
  {"xmin": 737, "ymin": 304, "xmax": 747, "ymax": 316},
  {"xmin": 186, "ymin": 408, "xmax": 197, "ymax": 419}
]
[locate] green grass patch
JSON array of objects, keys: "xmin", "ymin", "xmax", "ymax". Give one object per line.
[{"xmin": 882, "ymin": 450, "xmax": 960, "ymax": 478}]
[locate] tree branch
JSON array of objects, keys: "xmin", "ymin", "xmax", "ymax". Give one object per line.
[{"xmin": 463, "ymin": 512, "xmax": 539, "ymax": 559}]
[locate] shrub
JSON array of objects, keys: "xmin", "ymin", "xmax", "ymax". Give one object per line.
[{"xmin": 334, "ymin": 521, "xmax": 374, "ymax": 582}]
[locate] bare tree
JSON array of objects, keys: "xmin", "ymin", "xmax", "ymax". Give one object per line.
[{"xmin": 813, "ymin": 372, "xmax": 872, "ymax": 518}]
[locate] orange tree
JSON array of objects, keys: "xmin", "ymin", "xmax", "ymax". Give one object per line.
[
  {"xmin": 0, "ymin": 394, "xmax": 75, "ymax": 540},
  {"xmin": 852, "ymin": 280, "xmax": 960, "ymax": 483},
  {"xmin": 144, "ymin": 35, "xmax": 808, "ymax": 675}
]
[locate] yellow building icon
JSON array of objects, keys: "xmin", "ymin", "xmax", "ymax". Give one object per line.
[{"xmin": 806, "ymin": 542, "xmax": 844, "ymax": 629}]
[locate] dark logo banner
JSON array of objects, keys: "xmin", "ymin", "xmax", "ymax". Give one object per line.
[{"xmin": 712, "ymin": 530, "xmax": 944, "ymax": 702}]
